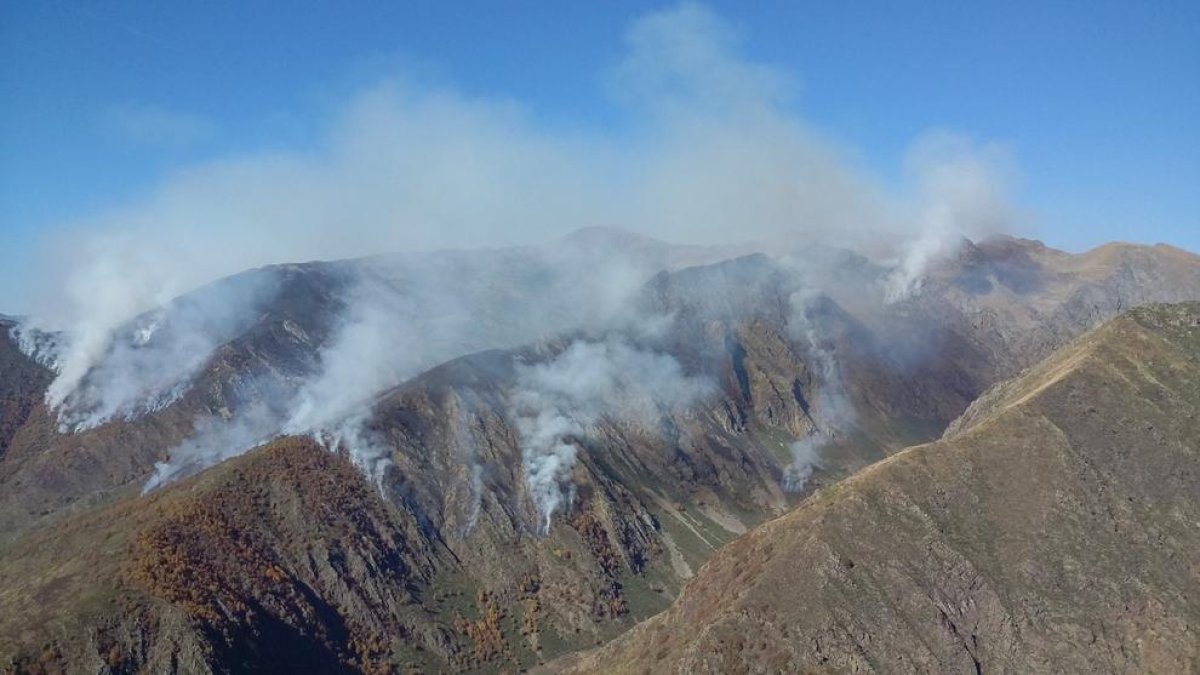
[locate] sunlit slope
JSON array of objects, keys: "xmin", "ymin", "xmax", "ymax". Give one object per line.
[
  {"xmin": 2, "ymin": 239, "xmax": 1200, "ymax": 673},
  {"xmin": 0, "ymin": 437, "xmax": 449, "ymax": 673},
  {"xmin": 574, "ymin": 303, "xmax": 1200, "ymax": 674},
  {"xmin": 0, "ymin": 319, "xmax": 51, "ymax": 459}
]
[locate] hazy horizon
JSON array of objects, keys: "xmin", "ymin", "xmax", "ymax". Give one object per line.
[{"xmin": 2, "ymin": 1, "xmax": 1197, "ymax": 315}]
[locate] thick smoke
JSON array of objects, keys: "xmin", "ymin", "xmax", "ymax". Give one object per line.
[
  {"xmin": 141, "ymin": 235, "xmax": 718, "ymax": 490},
  {"xmin": 47, "ymin": 270, "xmax": 280, "ymax": 432},
  {"xmin": 284, "ymin": 273, "xmax": 447, "ymax": 435},
  {"xmin": 884, "ymin": 132, "xmax": 1017, "ymax": 301},
  {"xmin": 15, "ymin": 3, "xmax": 1019, "ymax": 497},
  {"xmin": 11, "ymin": 324, "xmax": 63, "ymax": 370},
  {"xmin": 512, "ymin": 337, "xmax": 713, "ymax": 534},
  {"xmin": 272, "ymin": 275, "xmax": 429, "ymax": 491}
]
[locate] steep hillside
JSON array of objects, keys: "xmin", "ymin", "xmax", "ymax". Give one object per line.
[
  {"xmin": 5, "ymin": 235, "xmax": 1199, "ymax": 542},
  {"xmin": 570, "ymin": 303, "xmax": 1200, "ymax": 674},
  {"xmin": 0, "ymin": 318, "xmax": 52, "ymax": 460},
  {"xmin": 0, "ymin": 437, "xmax": 449, "ymax": 673},
  {"xmin": 0, "ymin": 311, "xmax": 905, "ymax": 672},
  {"xmin": 1, "ymin": 238, "xmax": 1199, "ymax": 672},
  {"xmin": 0, "ymin": 231, "xmax": 741, "ymax": 537}
]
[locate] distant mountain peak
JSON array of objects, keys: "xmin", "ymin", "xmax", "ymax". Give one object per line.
[{"xmin": 559, "ymin": 225, "xmax": 669, "ymax": 249}]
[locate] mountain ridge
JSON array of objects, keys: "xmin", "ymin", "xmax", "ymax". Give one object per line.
[
  {"xmin": 564, "ymin": 302, "xmax": 1200, "ymax": 673},
  {"xmin": 2, "ymin": 236, "xmax": 1200, "ymax": 672}
]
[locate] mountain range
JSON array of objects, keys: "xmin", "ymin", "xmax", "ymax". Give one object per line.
[
  {"xmin": 565, "ymin": 301, "xmax": 1200, "ymax": 673},
  {"xmin": 1, "ymin": 229, "xmax": 1198, "ymax": 673}
]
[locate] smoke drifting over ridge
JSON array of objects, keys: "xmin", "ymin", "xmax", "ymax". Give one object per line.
[
  {"xmin": 513, "ymin": 337, "xmax": 713, "ymax": 534},
  {"xmin": 12, "ymin": 4, "xmax": 1020, "ymax": 527},
  {"xmin": 24, "ymin": 2, "xmax": 1015, "ymax": 356},
  {"xmin": 34, "ymin": 269, "xmax": 282, "ymax": 432},
  {"xmin": 783, "ymin": 288, "xmax": 854, "ymax": 492}
]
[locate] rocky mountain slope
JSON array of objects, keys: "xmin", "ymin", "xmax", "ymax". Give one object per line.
[
  {"xmin": 1, "ymin": 235, "xmax": 1199, "ymax": 672},
  {"xmin": 567, "ymin": 302, "xmax": 1200, "ymax": 673},
  {"xmin": 0, "ymin": 318, "xmax": 52, "ymax": 461},
  {"xmin": 0, "ymin": 230, "xmax": 744, "ymax": 538}
]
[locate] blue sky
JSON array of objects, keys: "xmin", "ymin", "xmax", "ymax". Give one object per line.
[{"xmin": 1, "ymin": 1, "xmax": 1198, "ymax": 313}]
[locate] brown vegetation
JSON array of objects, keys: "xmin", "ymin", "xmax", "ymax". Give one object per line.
[{"xmin": 570, "ymin": 303, "xmax": 1200, "ymax": 673}]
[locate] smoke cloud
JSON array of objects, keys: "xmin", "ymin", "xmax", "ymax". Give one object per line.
[
  {"xmin": 782, "ymin": 287, "xmax": 855, "ymax": 492},
  {"xmin": 312, "ymin": 413, "xmax": 394, "ymax": 493},
  {"xmin": 45, "ymin": 270, "xmax": 281, "ymax": 432},
  {"xmin": 884, "ymin": 132, "xmax": 1017, "ymax": 301},
  {"xmin": 139, "ymin": 233, "xmax": 725, "ymax": 490},
  {"xmin": 15, "ymin": 3, "xmax": 1020, "ymax": 497},
  {"xmin": 782, "ymin": 435, "xmax": 824, "ymax": 494},
  {"xmin": 143, "ymin": 401, "xmax": 283, "ymax": 493},
  {"xmin": 512, "ymin": 337, "xmax": 713, "ymax": 534}
]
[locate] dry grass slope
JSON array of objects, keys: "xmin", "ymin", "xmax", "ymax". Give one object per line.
[
  {"xmin": 0, "ymin": 438, "xmax": 444, "ymax": 674},
  {"xmin": 571, "ymin": 302, "xmax": 1200, "ymax": 674}
]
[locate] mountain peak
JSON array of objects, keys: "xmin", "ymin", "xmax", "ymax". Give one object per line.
[{"xmin": 558, "ymin": 225, "xmax": 668, "ymax": 249}]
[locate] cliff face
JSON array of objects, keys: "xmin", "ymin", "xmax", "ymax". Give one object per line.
[
  {"xmin": 568, "ymin": 303, "xmax": 1200, "ymax": 674},
  {"xmin": 1, "ymin": 237, "xmax": 1199, "ymax": 672}
]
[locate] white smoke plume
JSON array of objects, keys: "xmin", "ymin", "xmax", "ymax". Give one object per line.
[
  {"xmin": 143, "ymin": 402, "xmax": 282, "ymax": 493},
  {"xmin": 147, "ymin": 404, "xmax": 393, "ymax": 495},
  {"xmin": 782, "ymin": 287, "xmax": 854, "ymax": 492},
  {"xmin": 884, "ymin": 132, "xmax": 1017, "ymax": 301},
  {"xmin": 22, "ymin": 3, "xmax": 1019, "ymax": 413},
  {"xmin": 513, "ymin": 337, "xmax": 713, "ymax": 534},
  {"xmin": 14, "ymin": 3, "xmax": 1020, "ymax": 498},
  {"xmin": 11, "ymin": 323, "xmax": 63, "ymax": 370},
  {"xmin": 466, "ymin": 463, "xmax": 485, "ymax": 535},
  {"xmin": 782, "ymin": 434, "xmax": 823, "ymax": 493},
  {"xmin": 513, "ymin": 399, "xmax": 582, "ymax": 536},
  {"xmin": 140, "ymin": 234, "xmax": 714, "ymax": 491},
  {"xmin": 143, "ymin": 271, "xmax": 437, "ymax": 492},
  {"xmin": 311, "ymin": 412, "xmax": 394, "ymax": 493},
  {"xmin": 448, "ymin": 393, "xmax": 488, "ymax": 536},
  {"xmin": 284, "ymin": 274, "xmax": 445, "ymax": 436},
  {"xmin": 24, "ymin": 268, "xmax": 281, "ymax": 432}
]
